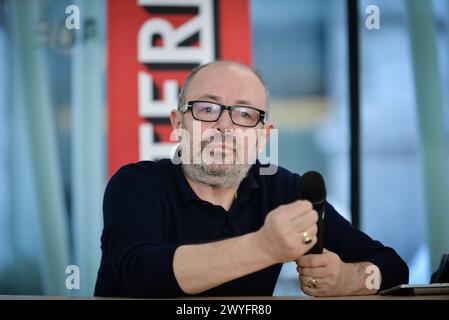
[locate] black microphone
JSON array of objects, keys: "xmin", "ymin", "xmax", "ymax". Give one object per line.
[{"xmin": 298, "ymin": 171, "xmax": 326, "ymax": 254}]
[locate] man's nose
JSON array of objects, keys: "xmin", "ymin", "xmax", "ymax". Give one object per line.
[{"xmin": 215, "ymin": 109, "xmax": 234, "ymax": 131}]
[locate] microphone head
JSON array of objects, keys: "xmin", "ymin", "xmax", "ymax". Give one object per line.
[{"xmin": 300, "ymin": 171, "xmax": 326, "ymax": 205}]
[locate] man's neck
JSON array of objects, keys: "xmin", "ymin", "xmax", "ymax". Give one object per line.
[{"xmin": 185, "ymin": 176, "xmax": 239, "ymax": 211}]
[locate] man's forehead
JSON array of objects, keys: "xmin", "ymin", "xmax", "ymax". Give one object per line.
[
  {"xmin": 195, "ymin": 93, "xmax": 254, "ymax": 106},
  {"xmin": 187, "ymin": 86, "xmax": 266, "ymax": 107},
  {"xmin": 191, "ymin": 63, "xmax": 259, "ymax": 83},
  {"xmin": 185, "ymin": 65, "xmax": 267, "ymax": 106}
]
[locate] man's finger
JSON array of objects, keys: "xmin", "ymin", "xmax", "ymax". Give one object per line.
[
  {"xmin": 285, "ymin": 200, "xmax": 313, "ymax": 219},
  {"xmin": 291, "ymin": 210, "xmax": 318, "ymax": 232},
  {"xmin": 300, "ymin": 275, "xmax": 322, "ymax": 296},
  {"xmin": 297, "ymin": 253, "xmax": 328, "ymax": 268},
  {"xmin": 298, "ymin": 266, "xmax": 327, "ymax": 278}
]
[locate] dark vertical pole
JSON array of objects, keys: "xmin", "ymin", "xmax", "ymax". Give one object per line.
[{"xmin": 347, "ymin": 0, "xmax": 360, "ymax": 228}]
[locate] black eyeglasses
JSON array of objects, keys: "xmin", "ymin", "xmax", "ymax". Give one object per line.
[{"xmin": 180, "ymin": 100, "xmax": 267, "ymax": 128}]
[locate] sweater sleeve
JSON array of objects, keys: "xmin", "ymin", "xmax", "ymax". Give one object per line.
[
  {"xmin": 101, "ymin": 167, "xmax": 185, "ymax": 298},
  {"xmin": 323, "ymin": 202, "xmax": 409, "ymax": 292}
]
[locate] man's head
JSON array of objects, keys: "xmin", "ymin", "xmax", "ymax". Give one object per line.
[
  {"xmin": 170, "ymin": 61, "xmax": 273, "ymax": 188},
  {"xmin": 177, "ymin": 61, "xmax": 270, "ymax": 110}
]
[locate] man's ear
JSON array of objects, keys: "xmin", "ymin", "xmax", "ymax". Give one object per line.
[{"xmin": 170, "ymin": 110, "xmax": 182, "ymax": 129}]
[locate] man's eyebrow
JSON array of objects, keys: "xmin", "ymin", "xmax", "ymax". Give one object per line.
[
  {"xmin": 234, "ymin": 99, "xmax": 254, "ymax": 106},
  {"xmin": 196, "ymin": 94, "xmax": 255, "ymax": 106},
  {"xmin": 196, "ymin": 94, "xmax": 222, "ymax": 102}
]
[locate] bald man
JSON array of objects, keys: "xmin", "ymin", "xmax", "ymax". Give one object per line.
[{"xmin": 95, "ymin": 61, "xmax": 408, "ymax": 297}]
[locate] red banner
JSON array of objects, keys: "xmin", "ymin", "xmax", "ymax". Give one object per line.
[{"xmin": 107, "ymin": 0, "xmax": 252, "ymax": 177}]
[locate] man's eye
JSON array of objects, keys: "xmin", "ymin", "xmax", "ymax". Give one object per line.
[
  {"xmin": 239, "ymin": 110, "xmax": 254, "ymax": 120},
  {"xmin": 200, "ymin": 107, "xmax": 213, "ymax": 113}
]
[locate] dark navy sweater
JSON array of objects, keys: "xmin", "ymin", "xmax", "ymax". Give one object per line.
[{"xmin": 94, "ymin": 160, "xmax": 408, "ymax": 297}]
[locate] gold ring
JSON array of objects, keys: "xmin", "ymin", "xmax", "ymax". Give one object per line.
[
  {"xmin": 302, "ymin": 232, "xmax": 312, "ymax": 244},
  {"xmin": 308, "ymin": 278, "xmax": 318, "ymax": 289}
]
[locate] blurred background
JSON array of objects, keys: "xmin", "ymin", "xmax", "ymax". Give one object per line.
[{"xmin": 0, "ymin": 0, "xmax": 449, "ymax": 296}]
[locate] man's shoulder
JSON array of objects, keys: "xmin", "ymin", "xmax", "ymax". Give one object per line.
[
  {"xmin": 111, "ymin": 159, "xmax": 178, "ymax": 184},
  {"xmin": 118, "ymin": 159, "xmax": 174, "ymax": 171}
]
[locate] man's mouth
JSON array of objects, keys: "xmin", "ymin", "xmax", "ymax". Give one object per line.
[{"xmin": 205, "ymin": 143, "xmax": 235, "ymax": 152}]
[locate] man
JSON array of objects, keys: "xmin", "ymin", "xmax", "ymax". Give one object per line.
[{"xmin": 95, "ymin": 61, "xmax": 408, "ymax": 297}]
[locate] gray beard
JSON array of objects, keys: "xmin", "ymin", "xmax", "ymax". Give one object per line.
[
  {"xmin": 182, "ymin": 162, "xmax": 252, "ymax": 188},
  {"xmin": 182, "ymin": 164, "xmax": 251, "ymax": 188},
  {"xmin": 179, "ymin": 120, "xmax": 256, "ymax": 188}
]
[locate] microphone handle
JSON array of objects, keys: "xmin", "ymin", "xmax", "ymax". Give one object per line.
[{"xmin": 307, "ymin": 201, "xmax": 324, "ymax": 254}]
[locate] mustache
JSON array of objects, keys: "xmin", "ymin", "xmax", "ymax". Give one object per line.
[{"xmin": 201, "ymin": 133, "xmax": 237, "ymax": 151}]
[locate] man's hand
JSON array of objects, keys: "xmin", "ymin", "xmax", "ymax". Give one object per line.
[
  {"xmin": 296, "ymin": 249, "xmax": 380, "ymax": 297},
  {"xmin": 255, "ymin": 200, "xmax": 318, "ymax": 264},
  {"xmin": 173, "ymin": 200, "xmax": 318, "ymax": 295}
]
